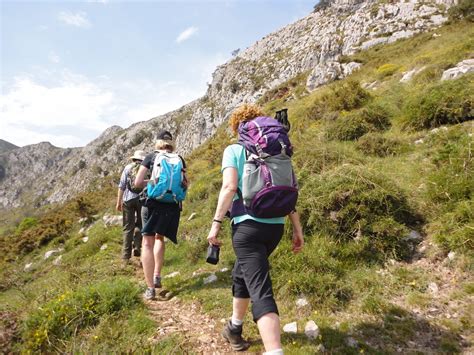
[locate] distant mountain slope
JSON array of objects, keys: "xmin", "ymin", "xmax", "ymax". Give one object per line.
[
  {"xmin": 0, "ymin": 139, "xmax": 18, "ymax": 154},
  {"xmin": 0, "ymin": 0, "xmax": 457, "ymax": 210}
]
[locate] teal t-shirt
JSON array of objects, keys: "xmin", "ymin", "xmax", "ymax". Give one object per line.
[{"xmin": 221, "ymin": 144, "xmax": 285, "ymax": 225}]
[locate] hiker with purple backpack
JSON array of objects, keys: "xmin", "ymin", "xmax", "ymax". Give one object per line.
[{"xmin": 207, "ymin": 104, "xmax": 304, "ymax": 354}]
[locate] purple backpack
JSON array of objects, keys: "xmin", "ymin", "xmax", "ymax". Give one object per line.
[{"xmin": 231, "ymin": 116, "xmax": 298, "ymax": 219}]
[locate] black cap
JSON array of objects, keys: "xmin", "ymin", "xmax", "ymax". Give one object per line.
[{"xmin": 157, "ymin": 130, "xmax": 173, "ymax": 141}]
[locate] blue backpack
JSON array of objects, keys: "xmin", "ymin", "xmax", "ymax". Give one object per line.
[{"xmin": 147, "ymin": 152, "xmax": 186, "ymax": 203}]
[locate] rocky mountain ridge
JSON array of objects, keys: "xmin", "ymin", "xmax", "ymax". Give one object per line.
[
  {"xmin": 0, "ymin": 139, "xmax": 18, "ymax": 154},
  {"xmin": 0, "ymin": 0, "xmax": 456, "ymax": 210}
]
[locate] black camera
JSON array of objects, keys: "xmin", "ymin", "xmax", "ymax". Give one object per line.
[
  {"xmin": 275, "ymin": 108, "xmax": 290, "ymax": 132},
  {"xmin": 206, "ymin": 244, "xmax": 220, "ymax": 265}
]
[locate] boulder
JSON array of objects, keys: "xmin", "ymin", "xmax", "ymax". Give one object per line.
[
  {"xmin": 103, "ymin": 214, "xmax": 123, "ymax": 226},
  {"xmin": 44, "ymin": 249, "xmax": 61, "ymax": 259},
  {"xmin": 441, "ymin": 59, "xmax": 474, "ymax": 81}
]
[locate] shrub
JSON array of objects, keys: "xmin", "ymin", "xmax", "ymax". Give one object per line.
[
  {"xmin": 306, "ymin": 80, "xmax": 371, "ymax": 120},
  {"xmin": 298, "ymin": 165, "xmax": 419, "ymax": 261},
  {"xmin": 326, "ymin": 113, "xmax": 371, "ymax": 140},
  {"xmin": 326, "ymin": 102, "xmax": 392, "ymax": 141},
  {"xmin": 230, "ymin": 80, "xmax": 240, "ymax": 93},
  {"xmin": 78, "ymin": 160, "xmax": 86, "ymax": 169},
  {"xmin": 448, "ymin": 0, "xmax": 474, "ymax": 22},
  {"xmin": 425, "ymin": 128, "xmax": 473, "ymax": 206},
  {"xmin": 130, "ymin": 129, "xmax": 152, "ymax": 148},
  {"xmin": 23, "ymin": 278, "xmax": 141, "ymax": 352},
  {"xmin": 376, "ymin": 63, "xmax": 400, "ymax": 79},
  {"xmin": 429, "ymin": 200, "xmax": 474, "ymax": 254},
  {"xmin": 15, "ymin": 217, "xmax": 38, "ymax": 235},
  {"xmin": 403, "ymin": 76, "xmax": 474, "ymax": 130},
  {"xmin": 356, "ymin": 133, "xmax": 404, "ymax": 157}
]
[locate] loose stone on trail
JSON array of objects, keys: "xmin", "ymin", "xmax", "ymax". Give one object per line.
[
  {"xmin": 305, "ymin": 320, "xmax": 319, "ymax": 339},
  {"xmin": 100, "ymin": 244, "xmax": 108, "ymax": 250},
  {"xmin": 296, "ymin": 297, "xmax": 309, "ymax": 308},
  {"xmin": 203, "ymin": 274, "xmax": 218, "ymax": 284},
  {"xmin": 283, "ymin": 321, "xmax": 297, "ymax": 334},
  {"xmin": 164, "ymin": 271, "xmax": 180, "ymax": 278}
]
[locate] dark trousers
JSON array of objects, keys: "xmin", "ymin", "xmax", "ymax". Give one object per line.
[
  {"xmin": 231, "ymin": 220, "xmax": 284, "ymax": 322},
  {"xmin": 122, "ymin": 197, "xmax": 142, "ymax": 259}
]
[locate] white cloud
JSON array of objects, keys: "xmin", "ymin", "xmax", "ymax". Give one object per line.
[
  {"xmin": 1, "ymin": 74, "xmax": 113, "ymax": 147},
  {"xmin": 49, "ymin": 52, "xmax": 60, "ymax": 64},
  {"xmin": 58, "ymin": 11, "xmax": 91, "ymax": 28},
  {"xmin": 0, "ymin": 70, "xmax": 206, "ymax": 148},
  {"xmin": 176, "ymin": 26, "xmax": 198, "ymax": 43}
]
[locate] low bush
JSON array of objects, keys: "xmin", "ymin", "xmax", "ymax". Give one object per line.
[
  {"xmin": 326, "ymin": 113, "xmax": 370, "ymax": 140},
  {"xmin": 298, "ymin": 165, "xmax": 419, "ymax": 261},
  {"xmin": 15, "ymin": 217, "xmax": 38, "ymax": 235},
  {"xmin": 402, "ymin": 76, "xmax": 474, "ymax": 130},
  {"xmin": 23, "ymin": 278, "xmax": 141, "ymax": 352},
  {"xmin": 448, "ymin": 0, "xmax": 474, "ymax": 22},
  {"xmin": 426, "ymin": 127, "xmax": 473, "ymax": 206},
  {"xmin": 429, "ymin": 200, "xmax": 473, "ymax": 254},
  {"xmin": 356, "ymin": 133, "xmax": 405, "ymax": 157},
  {"xmin": 325, "ymin": 102, "xmax": 392, "ymax": 141},
  {"xmin": 376, "ymin": 63, "xmax": 400, "ymax": 79},
  {"xmin": 306, "ymin": 80, "xmax": 371, "ymax": 120}
]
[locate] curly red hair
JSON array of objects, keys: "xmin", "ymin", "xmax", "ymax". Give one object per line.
[{"xmin": 229, "ymin": 103, "xmax": 265, "ymax": 134}]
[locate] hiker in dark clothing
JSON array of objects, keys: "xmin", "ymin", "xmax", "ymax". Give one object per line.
[
  {"xmin": 207, "ymin": 104, "xmax": 304, "ymax": 354},
  {"xmin": 116, "ymin": 150, "xmax": 146, "ymax": 265}
]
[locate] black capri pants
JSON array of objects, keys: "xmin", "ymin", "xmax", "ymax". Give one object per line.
[{"xmin": 231, "ymin": 220, "xmax": 284, "ymax": 322}]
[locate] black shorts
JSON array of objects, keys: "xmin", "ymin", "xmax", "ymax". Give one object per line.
[
  {"xmin": 141, "ymin": 202, "xmax": 180, "ymax": 244},
  {"xmin": 231, "ymin": 220, "xmax": 284, "ymax": 322}
]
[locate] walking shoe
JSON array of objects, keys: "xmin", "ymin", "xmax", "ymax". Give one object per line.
[
  {"xmin": 154, "ymin": 276, "xmax": 162, "ymax": 288},
  {"xmin": 133, "ymin": 249, "xmax": 141, "ymax": 257},
  {"xmin": 221, "ymin": 321, "xmax": 250, "ymax": 351},
  {"xmin": 143, "ymin": 287, "xmax": 155, "ymax": 300}
]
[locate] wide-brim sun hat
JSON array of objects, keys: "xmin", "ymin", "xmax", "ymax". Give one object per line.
[{"xmin": 131, "ymin": 150, "xmax": 146, "ymax": 161}]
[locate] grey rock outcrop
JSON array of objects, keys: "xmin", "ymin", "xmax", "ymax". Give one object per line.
[
  {"xmin": 0, "ymin": 0, "xmax": 455, "ymax": 210},
  {"xmin": 441, "ymin": 59, "xmax": 474, "ymax": 80}
]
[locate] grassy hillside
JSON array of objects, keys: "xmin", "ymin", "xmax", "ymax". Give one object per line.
[{"xmin": 1, "ymin": 18, "xmax": 473, "ymax": 353}]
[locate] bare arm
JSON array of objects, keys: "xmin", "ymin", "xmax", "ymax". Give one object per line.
[
  {"xmin": 288, "ymin": 211, "xmax": 304, "ymax": 253},
  {"xmin": 116, "ymin": 188, "xmax": 124, "ymax": 211},
  {"xmin": 134, "ymin": 166, "xmax": 149, "ymax": 189},
  {"xmin": 207, "ymin": 167, "xmax": 238, "ymax": 246}
]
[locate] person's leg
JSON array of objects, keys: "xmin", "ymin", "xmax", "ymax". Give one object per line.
[
  {"xmin": 153, "ymin": 234, "xmax": 165, "ymax": 284},
  {"xmin": 141, "ymin": 235, "xmax": 155, "ymax": 288},
  {"xmin": 133, "ymin": 200, "xmax": 142, "ymax": 255},
  {"xmin": 257, "ymin": 313, "xmax": 281, "ymax": 352},
  {"xmin": 231, "ymin": 221, "xmax": 284, "ymax": 352},
  {"xmin": 232, "ymin": 297, "xmax": 250, "ymax": 324},
  {"xmin": 121, "ymin": 200, "xmax": 134, "ymax": 260}
]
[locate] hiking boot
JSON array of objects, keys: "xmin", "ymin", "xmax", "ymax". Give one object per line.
[
  {"xmin": 143, "ymin": 287, "xmax": 155, "ymax": 300},
  {"xmin": 221, "ymin": 321, "xmax": 250, "ymax": 351},
  {"xmin": 133, "ymin": 249, "xmax": 141, "ymax": 257},
  {"xmin": 154, "ymin": 276, "xmax": 162, "ymax": 288}
]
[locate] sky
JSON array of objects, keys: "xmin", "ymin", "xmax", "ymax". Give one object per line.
[{"xmin": 0, "ymin": 0, "xmax": 314, "ymax": 148}]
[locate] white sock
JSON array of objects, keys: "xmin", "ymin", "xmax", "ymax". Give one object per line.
[
  {"xmin": 231, "ymin": 316, "xmax": 243, "ymax": 326},
  {"xmin": 263, "ymin": 349, "xmax": 283, "ymax": 355}
]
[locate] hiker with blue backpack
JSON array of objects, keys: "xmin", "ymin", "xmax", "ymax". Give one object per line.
[
  {"xmin": 116, "ymin": 150, "xmax": 146, "ymax": 266},
  {"xmin": 133, "ymin": 130, "xmax": 188, "ymax": 300},
  {"xmin": 207, "ymin": 104, "xmax": 304, "ymax": 354}
]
